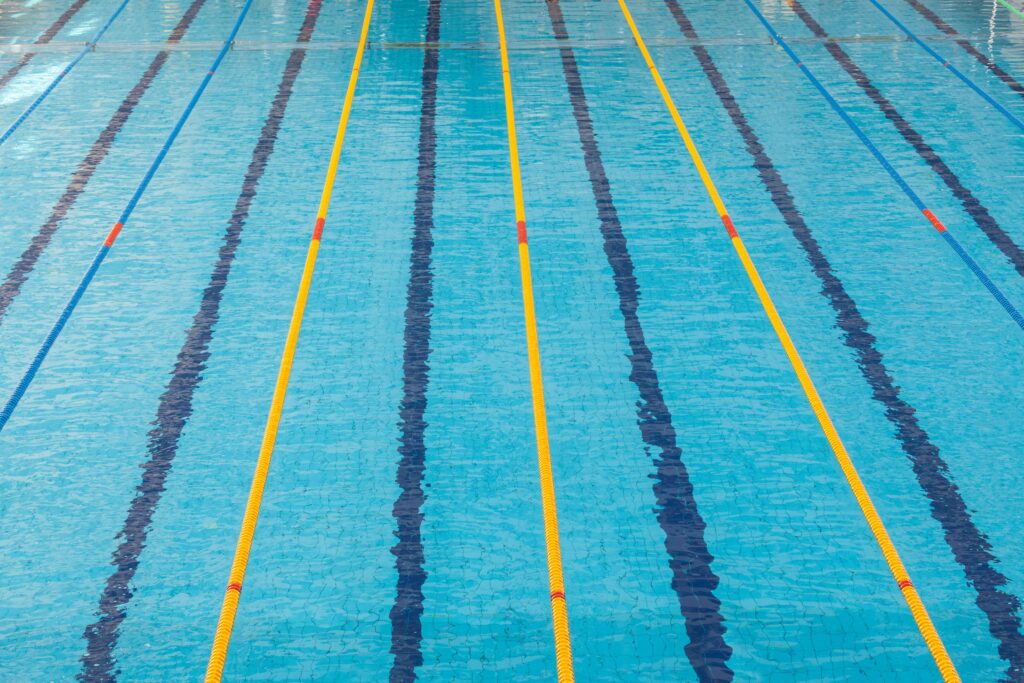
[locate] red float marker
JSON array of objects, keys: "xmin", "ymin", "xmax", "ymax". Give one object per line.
[
  {"xmin": 923, "ymin": 209, "xmax": 947, "ymax": 233},
  {"xmin": 103, "ymin": 222, "xmax": 124, "ymax": 247}
]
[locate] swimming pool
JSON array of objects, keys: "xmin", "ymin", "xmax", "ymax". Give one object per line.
[{"xmin": 1, "ymin": 0, "xmax": 1023, "ymax": 678}]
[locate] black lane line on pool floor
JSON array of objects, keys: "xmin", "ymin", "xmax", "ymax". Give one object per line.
[
  {"xmin": 0, "ymin": 0, "xmax": 90, "ymax": 92},
  {"xmin": 664, "ymin": 0, "xmax": 1024, "ymax": 676},
  {"xmin": 0, "ymin": 0, "xmax": 208, "ymax": 326},
  {"xmin": 790, "ymin": 2, "xmax": 1024, "ymax": 283},
  {"xmin": 902, "ymin": 0, "xmax": 1024, "ymax": 101},
  {"xmin": 388, "ymin": 0, "xmax": 439, "ymax": 679},
  {"xmin": 76, "ymin": 1, "xmax": 324, "ymax": 679},
  {"xmin": 787, "ymin": 2, "xmax": 1024, "ymax": 668},
  {"xmin": 546, "ymin": 2, "xmax": 734, "ymax": 679}
]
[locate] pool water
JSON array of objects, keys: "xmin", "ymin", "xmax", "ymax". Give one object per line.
[{"xmin": 0, "ymin": 0, "xmax": 1023, "ymax": 679}]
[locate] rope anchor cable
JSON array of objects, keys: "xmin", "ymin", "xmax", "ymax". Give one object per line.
[{"xmin": 0, "ymin": 0, "xmax": 133, "ymax": 148}]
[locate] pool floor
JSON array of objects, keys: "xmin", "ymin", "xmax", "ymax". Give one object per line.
[{"xmin": 1, "ymin": 0, "xmax": 1024, "ymax": 679}]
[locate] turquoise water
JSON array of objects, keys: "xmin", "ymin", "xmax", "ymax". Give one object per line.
[{"xmin": 0, "ymin": 0, "xmax": 1023, "ymax": 679}]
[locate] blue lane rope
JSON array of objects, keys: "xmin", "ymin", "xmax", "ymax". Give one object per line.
[
  {"xmin": 115, "ymin": 0, "xmax": 254, "ymax": 227},
  {"xmin": 942, "ymin": 230, "xmax": 1024, "ymax": 329},
  {"xmin": 0, "ymin": 0, "xmax": 133, "ymax": 148},
  {"xmin": 742, "ymin": 0, "xmax": 1024, "ymax": 332},
  {"xmin": 0, "ymin": 248, "xmax": 108, "ymax": 432},
  {"xmin": 866, "ymin": 0, "xmax": 1024, "ymax": 134},
  {"xmin": 0, "ymin": 0, "xmax": 256, "ymax": 434}
]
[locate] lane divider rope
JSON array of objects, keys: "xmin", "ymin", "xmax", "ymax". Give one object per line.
[
  {"xmin": 203, "ymin": 0, "xmax": 375, "ymax": 678},
  {"xmin": 745, "ymin": 0, "xmax": 1024, "ymax": 332},
  {"xmin": 544, "ymin": 1, "xmax": 736, "ymax": 677},
  {"xmin": 785, "ymin": 0, "xmax": 1024, "ymax": 282},
  {"xmin": 75, "ymin": 0, "xmax": 326, "ymax": 679},
  {"xmin": 615, "ymin": 0, "xmax": 960, "ymax": 679},
  {"xmin": 865, "ymin": 0, "xmax": 1024, "ymax": 133},
  {"xmin": 0, "ymin": 0, "xmax": 132, "ymax": 148},
  {"xmin": 899, "ymin": 0, "xmax": 1024, "ymax": 102},
  {"xmin": 997, "ymin": 0, "xmax": 1024, "ymax": 21},
  {"xmin": 0, "ymin": 0, "xmax": 209, "ymax": 327},
  {"xmin": 493, "ymin": 0, "xmax": 574, "ymax": 679},
  {"xmin": 0, "ymin": 0, "xmax": 255, "ymax": 434}
]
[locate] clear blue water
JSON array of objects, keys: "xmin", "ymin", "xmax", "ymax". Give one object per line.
[{"xmin": 0, "ymin": 0, "xmax": 1023, "ymax": 679}]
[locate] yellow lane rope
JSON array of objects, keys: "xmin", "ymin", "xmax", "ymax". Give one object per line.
[
  {"xmin": 203, "ymin": 0, "xmax": 376, "ymax": 678},
  {"xmin": 615, "ymin": 0, "xmax": 959, "ymax": 680},
  {"xmin": 493, "ymin": 0, "xmax": 574, "ymax": 679}
]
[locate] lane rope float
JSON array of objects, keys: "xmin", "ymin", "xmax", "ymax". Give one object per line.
[
  {"xmin": 493, "ymin": 0, "xmax": 575, "ymax": 679},
  {"xmin": 203, "ymin": 0, "xmax": 376, "ymax": 678},
  {"xmin": 615, "ymin": 0, "xmax": 961, "ymax": 679}
]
